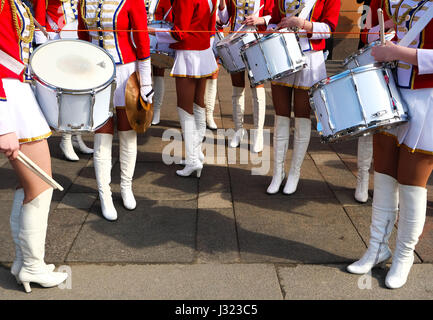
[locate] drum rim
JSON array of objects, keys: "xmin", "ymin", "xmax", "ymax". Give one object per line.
[
  {"xmin": 216, "ymin": 31, "xmax": 258, "ymax": 48},
  {"xmin": 239, "ymin": 29, "xmax": 294, "ymax": 52},
  {"xmin": 310, "ymin": 63, "xmax": 391, "ymax": 91},
  {"xmin": 148, "ymin": 20, "xmax": 174, "ymax": 27},
  {"xmin": 30, "ymin": 39, "xmax": 116, "ymax": 93}
]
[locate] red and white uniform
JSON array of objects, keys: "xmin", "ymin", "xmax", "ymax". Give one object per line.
[
  {"xmin": 0, "ymin": 0, "xmax": 51, "ymax": 142},
  {"xmin": 218, "ymin": 0, "xmax": 273, "ymax": 32},
  {"xmin": 156, "ymin": 0, "xmax": 218, "ymax": 78},
  {"xmin": 269, "ymin": 0, "xmax": 340, "ymax": 89},
  {"xmin": 78, "ymin": 0, "xmax": 151, "ymax": 106},
  {"xmin": 368, "ymin": 0, "xmax": 433, "ymax": 154},
  {"xmin": 145, "ymin": 0, "xmax": 173, "ymax": 22}
]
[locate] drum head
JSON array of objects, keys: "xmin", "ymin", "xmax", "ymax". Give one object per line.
[{"xmin": 30, "ymin": 40, "xmax": 115, "ymax": 91}]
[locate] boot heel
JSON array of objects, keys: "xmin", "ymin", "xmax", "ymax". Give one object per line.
[
  {"xmin": 22, "ymin": 281, "xmax": 31, "ymax": 293},
  {"xmin": 15, "ymin": 275, "xmax": 22, "ymax": 285},
  {"xmin": 196, "ymin": 169, "xmax": 202, "ymax": 178}
]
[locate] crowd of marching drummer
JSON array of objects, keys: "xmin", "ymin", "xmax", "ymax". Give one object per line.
[{"xmin": 1, "ymin": 0, "xmax": 433, "ymax": 293}]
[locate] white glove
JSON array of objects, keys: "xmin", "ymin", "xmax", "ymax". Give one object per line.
[
  {"xmin": 136, "ymin": 59, "xmax": 154, "ymax": 104},
  {"xmin": 34, "ymin": 30, "xmax": 49, "ymax": 45}
]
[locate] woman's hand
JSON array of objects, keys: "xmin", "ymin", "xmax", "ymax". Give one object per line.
[
  {"xmin": 243, "ymin": 15, "xmax": 265, "ymax": 26},
  {"xmin": 148, "ymin": 27, "xmax": 156, "ymax": 36},
  {"xmin": 0, "ymin": 132, "xmax": 20, "ymax": 160},
  {"xmin": 277, "ymin": 16, "xmax": 304, "ymax": 29},
  {"xmin": 372, "ymin": 40, "xmax": 418, "ymax": 65}
]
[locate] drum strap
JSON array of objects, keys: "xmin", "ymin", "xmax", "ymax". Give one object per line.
[
  {"xmin": 299, "ymin": 0, "xmax": 317, "ymax": 20},
  {"xmin": 0, "ymin": 49, "xmax": 25, "ymax": 75},
  {"xmin": 398, "ymin": 2, "xmax": 433, "ymax": 47}
]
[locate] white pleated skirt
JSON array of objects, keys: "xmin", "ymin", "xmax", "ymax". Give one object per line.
[
  {"xmin": 170, "ymin": 47, "xmax": 218, "ymax": 78},
  {"xmin": 2, "ymin": 79, "xmax": 51, "ymax": 144},
  {"xmin": 384, "ymin": 88, "xmax": 433, "ymax": 154},
  {"xmin": 271, "ymin": 50, "xmax": 327, "ymax": 90},
  {"xmin": 113, "ymin": 62, "xmax": 136, "ymax": 107}
]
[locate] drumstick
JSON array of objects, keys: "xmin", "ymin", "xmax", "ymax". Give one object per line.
[
  {"xmin": 231, "ymin": 4, "xmax": 264, "ymax": 39},
  {"xmin": 378, "ymin": 9, "xmax": 386, "ymax": 45},
  {"xmin": 33, "ymin": 18, "xmax": 50, "ymax": 39},
  {"xmin": 163, "ymin": 7, "xmax": 172, "ymax": 21},
  {"xmin": 17, "ymin": 151, "xmax": 64, "ymax": 191}
]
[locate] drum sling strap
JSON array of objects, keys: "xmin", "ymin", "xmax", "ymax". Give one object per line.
[
  {"xmin": 398, "ymin": 1, "xmax": 433, "ymax": 47},
  {"xmin": 0, "ymin": 49, "xmax": 25, "ymax": 75}
]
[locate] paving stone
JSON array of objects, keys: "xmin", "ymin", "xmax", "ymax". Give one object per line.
[
  {"xmin": 198, "ymin": 164, "xmax": 231, "ymax": 193},
  {"xmin": 66, "ymin": 200, "xmax": 197, "ymax": 263},
  {"xmin": 198, "ymin": 192, "xmax": 232, "ymax": 209},
  {"xmin": 0, "ymin": 200, "xmax": 14, "ymax": 263},
  {"xmin": 0, "ymin": 264, "xmax": 283, "ymax": 300},
  {"xmin": 235, "ymin": 198, "xmax": 366, "ymax": 264},
  {"xmin": 278, "ymin": 264, "xmax": 433, "ymax": 300},
  {"xmin": 57, "ymin": 193, "xmax": 97, "ymax": 210},
  {"xmin": 197, "ymin": 208, "xmax": 239, "ymax": 263},
  {"xmin": 413, "ymin": 207, "xmax": 433, "ymax": 263}
]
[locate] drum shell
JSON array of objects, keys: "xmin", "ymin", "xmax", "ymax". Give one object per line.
[
  {"xmin": 241, "ymin": 31, "xmax": 307, "ymax": 86},
  {"xmin": 148, "ymin": 20, "xmax": 175, "ymax": 68},
  {"xmin": 310, "ymin": 65, "xmax": 409, "ymax": 142},
  {"xmin": 33, "ymin": 79, "xmax": 115, "ymax": 132},
  {"xmin": 216, "ymin": 32, "xmax": 258, "ymax": 73},
  {"xmin": 212, "ymin": 32, "xmax": 224, "ymax": 57}
]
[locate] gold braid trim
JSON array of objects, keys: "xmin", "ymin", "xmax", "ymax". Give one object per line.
[
  {"xmin": 80, "ymin": 0, "xmax": 98, "ymax": 25},
  {"xmin": 1, "ymin": 0, "xmax": 5, "ymax": 13},
  {"xmin": 10, "ymin": 0, "xmax": 34, "ymax": 43},
  {"xmin": 279, "ymin": 0, "xmax": 300, "ymax": 16}
]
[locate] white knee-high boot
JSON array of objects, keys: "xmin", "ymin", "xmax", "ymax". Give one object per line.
[
  {"xmin": 118, "ymin": 130, "xmax": 137, "ymax": 210},
  {"xmin": 229, "ymin": 86, "xmax": 245, "ymax": 148},
  {"xmin": 251, "ymin": 87, "xmax": 266, "ymax": 153},
  {"xmin": 152, "ymin": 76, "xmax": 165, "ymax": 125},
  {"xmin": 10, "ymin": 189, "xmax": 55, "ymax": 284},
  {"xmin": 94, "ymin": 133, "xmax": 117, "ymax": 221},
  {"xmin": 267, "ymin": 116, "xmax": 290, "ymax": 194},
  {"xmin": 176, "ymin": 107, "xmax": 203, "ymax": 178},
  {"xmin": 18, "ymin": 188, "xmax": 68, "ymax": 293},
  {"xmin": 283, "ymin": 117, "xmax": 311, "ymax": 194},
  {"xmin": 385, "ymin": 184, "xmax": 426, "ymax": 289},
  {"xmin": 355, "ymin": 135, "xmax": 373, "ymax": 203},
  {"xmin": 194, "ymin": 103, "xmax": 206, "ymax": 163},
  {"xmin": 347, "ymin": 172, "xmax": 398, "ymax": 274},
  {"xmin": 72, "ymin": 133, "xmax": 94, "ymax": 154},
  {"xmin": 205, "ymin": 78, "xmax": 218, "ymax": 130},
  {"xmin": 60, "ymin": 133, "xmax": 79, "ymax": 161}
]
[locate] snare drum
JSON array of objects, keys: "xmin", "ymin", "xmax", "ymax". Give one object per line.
[
  {"xmin": 309, "ymin": 64, "xmax": 409, "ymax": 143},
  {"xmin": 240, "ymin": 29, "xmax": 307, "ymax": 87},
  {"xmin": 149, "ymin": 20, "xmax": 176, "ymax": 69},
  {"xmin": 30, "ymin": 39, "xmax": 116, "ymax": 132},
  {"xmin": 216, "ymin": 29, "xmax": 260, "ymax": 73},
  {"xmin": 212, "ymin": 32, "xmax": 224, "ymax": 57}
]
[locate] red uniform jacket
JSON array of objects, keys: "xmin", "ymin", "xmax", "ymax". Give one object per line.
[
  {"xmin": 147, "ymin": 0, "xmax": 173, "ymax": 22},
  {"xmin": 0, "ymin": 0, "xmax": 29, "ymax": 99},
  {"xmin": 224, "ymin": 0, "xmax": 273, "ymax": 32},
  {"xmin": 170, "ymin": 0, "xmax": 217, "ymax": 51},
  {"xmin": 270, "ymin": 0, "xmax": 340, "ymax": 51},
  {"xmin": 367, "ymin": 0, "xmax": 433, "ymax": 89},
  {"xmin": 77, "ymin": 0, "xmax": 150, "ymax": 64},
  {"xmin": 33, "ymin": 0, "xmax": 78, "ymax": 31}
]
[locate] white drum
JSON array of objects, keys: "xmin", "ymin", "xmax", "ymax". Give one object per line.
[
  {"xmin": 216, "ymin": 29, "xmax": 260, "ymax": 73},
  {"xmin": 309, "ymin": 64, "xmax": 409, "ymax": 143},
  {"xmin": 149, "ymin": 20, "xmax": 176, "ymax": 69},
  {"xmin": 343, "ymin": 32, "xmax": 395, "ymax": 69},
  {"xmin": 212, "ymin": 32, "xmax": 224, "ymax": 57},
  {"xmin": 59, "ymin": 20, "xmax": 78, "ymax": 39},
  {"xmin": 240, "ymin": 29, "xmax": 307, "ymax": 87},
  {"xmin": 30, "ymin": 39, "xmax": 116, "ymax": 132}
]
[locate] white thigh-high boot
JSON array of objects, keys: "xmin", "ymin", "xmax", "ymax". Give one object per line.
[
  {"xmin": 267, "ymin": 116, "xmax": 290, "ymax": 194},
  {"xmin": 354, "ymin": 135, "xmax": 373, "ymax": 203},
  {"xmin": 94, "ymin": 133, "xmax": 117, "ymax": 221},
  {"xmin": 385, "ymin": 184, "xmax": 426, "ymax": 289},
  {"xmin": 176, "ymin": 107, "xmax": 203, "ymax": 178},
  {"xmin": 118, "ymin": 130, "xmax": 137, "ymax": 210},
  {"xmin": 18, "ymin": 188, "xmax": 68, "ymax": 293},
  {"xmin": 205, "ymin": 78, "xmax": 218, "ymax": 130},
  {"xmin": 10, "ymin": 189, "xmax": 54, "ymax": 284},
  {"xmin": 251, "ymin": 87, "xmax": 266, "ymax": 153},
  {"xmin": 347, "ymin": 172, "xmax": 398, "ymax": 274},
  {"xmin": 229, "ymin": 86, "xmax": 245, "ymax": 148},
  {"xmin": 60, "ymin": 133, "xmax": 79, "ymax": 161},
  {"xmin": 283, "ymin": 118, "xmax": 311, "ymax": 194},
  {"xmin": 72, "ymin": 133, "xmax": 94, "ymax": 154},
  {"xmin": 152, "ymin": 76, "xmax": 165, "ymax": 125}
]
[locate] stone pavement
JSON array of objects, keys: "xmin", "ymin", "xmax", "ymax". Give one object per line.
[{"xmin": 1, "ymin": 65, "xmax": 433, "ymax": 300}]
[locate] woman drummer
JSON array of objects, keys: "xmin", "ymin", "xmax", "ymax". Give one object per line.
[
  {"xmin": 78, "ymin": 0, "xmax": 153, "ymax": 221},
  {"xmin": 0, "ymin": 0, "xmax": 68, "ymax": 292},
  {"xmin": 151, "ymin": 0, "xmax": 218, "ymax": 178},
  {"xmin": 145, "ymin": 0, "xmax": 172, "ymax": 125},
  {"xmin": 347, "ymin": 0, "xmax": 433, "ymax": 289},
  {"xmin": 266, "ymin": 0, "xmax": 340, "ymax": 195},
  {"xmin": 33, "ymin": 0, "xmax": 94, "ymax": 162},
  {"xmin": 218, "ymin": 0, "xmax": 274, "ymax": 153}
]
